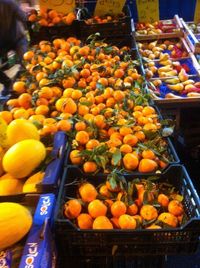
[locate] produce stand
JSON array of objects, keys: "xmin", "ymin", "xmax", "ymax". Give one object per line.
[{"xmin": 1, "ymin": 1, "xmax": 200, "ymax": 267}]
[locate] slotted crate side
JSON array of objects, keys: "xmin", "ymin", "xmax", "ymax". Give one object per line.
[
  {"xmin": 58, "ymin": 255, "xmax": 165, "ymax": 268},
  {"xmin": 54, "ymin": 165, "xmax": 200, "ymax": 257},
  {"xmin": 27, "ymin": 21, "xmax": 79, "ymax": 45}
]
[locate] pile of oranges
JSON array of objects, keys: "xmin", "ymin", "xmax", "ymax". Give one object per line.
[
  {"xmin": 4, "ymin": 35, "xmax": 172, "ymax": 174},
  {"xmin": 84, "ymin": 13, "xmax": 126, "ymax": 25},
  {"xmin": 63, "ymin": 177, "xmax": 185, "ymax": 230},
  {"xmin": 28, "ymin": 8, "xmax": 76, "ymax": 27}
]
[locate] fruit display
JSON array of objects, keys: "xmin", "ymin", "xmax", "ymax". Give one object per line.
[
  {"xmin": 137, "ymin": 39, "xmax": 189, "ymax": 60},
  {"xmin": 0, "ymin": 35, "xmax": 177, "ymax": 174},
  {"xmin": 83, "ymin": 13, "xmax": 126, "ymax": 25},
  {"xmin": 63, "ymin": 174, "xmax": 186, "ymax": 230},
  {"xmin": 136, "ymin": 20, "xmax": 178, "ymax": 35},
  {"xmin": 55, "ymin": 165, "xmax": 200, "ymax": 257},
  {"xmin": 136, "ymin": 34, "xmax": 200, "ymax": 100},
  {"xmin": 0, "ymin": 116, "xmax": 66, "ymax": 196},
  {"xmin": 28, "ymin": 8, "xmax": 76, "ymax": 27}
]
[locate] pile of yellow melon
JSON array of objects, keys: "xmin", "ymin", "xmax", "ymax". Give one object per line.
[{"xmin": 0, "ymin": 117, "xmax": 47, "ymax": 195}]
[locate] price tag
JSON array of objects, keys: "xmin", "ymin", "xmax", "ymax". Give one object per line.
[
  {"xmin": 94, "ymin": 0, "xmax": 126, "ymax": 16},
  {"xmin": 136, "ymin": 0, "xmax": 159, "ymax": 23},
  {"xmin": 194, "ymin": 0, "xmax": 200, "ymax": 23},
  {"xmin": 39, "ymin": 0, "xmax": 75, "ymax": 14}
]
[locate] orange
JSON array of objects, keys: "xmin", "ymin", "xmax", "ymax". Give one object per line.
[
  {"xmin": 103, "ymin": 87, "xmax": 113, "ymax": 99},
  {"xmin": 75, "ymin": 121, "xmax": 86, "ymax": 131},
  {"xmin": 110, "ymin": 132, "xmax": 123, "ymax": 141},
  {"xmin": 63, "ymin": 88, "xmax": 73, "ymax": 98},
  {"xmin": 23, "ymin": 51, "xmax": 34, "ymax": 61},
  {"xmin": 93, "ymin": 216, "xmax": 113, "ymax": 229},
  {"xmin": 113, "ymin": 90, "xmax": 125, "ymax": 101},
  {"xmin": 75, "ymin": 131, "xmax": 89, "ymax": 145},
  {"xmin": 35, "ymin": 105, "xmax": 49, "ymax": 116},
  {"xmin": 93, "ymin": 115, "xmax": 106, "ymax": 129},
  {"xmin": 106, "ymin": 138, "xmax": 122, "ymax": 148},
  {"xmin": 13, "ymin": 108, "xmax": 29, "ymax": 119},
  {"xmin": 123, "ymin": 134, "xmax": 138, "ymax": 147},
  {"xmin": 57, "ymin": 120, "xmax": 72, "ymax": 131},
  {"xmin": 123, "ymin": 153, "xmax": 139, "ymax": 170},
  {"xmin": 118, "ymin": 214, "xmax": 137, "ymax": 229},
  {"xmin": 138, "ymin": 159, "xmax": 158, "ymax": 173},
  {"xmin": 41, "ymin": 124, "xmax": 57, "ymax": 135},
  {"xmin": 62, "ymin": 98, "xmax": 77, "ymax": 114},
  {"xmin": 158, "ymin": 212, "xmax": 178, "ymax": 228},
  {"xmin": 146, "ymin": 224, "xmax": 162, "ymax": 229},
  {"xmin": 120, "ymin": 144, "xmax": 132, "ymax": 154},
  {"xmin": 158, "ymin": 194, "xmax": 169, "ymax": 207},
  {"xmin": 86, "ymin": 139, "xmax": 100, "ymax": 150},
  {"xmin": 78, "ymin": 105, "xmax": 89, "ymax": 116},
  {"xmin": 18, "ymin": 93, "xmax": 32, "ymax": 109},
  {"xmin": 79, "ymin": 183, "xmax": 98, "ymax": 202},
  {"xmin": 143, "ymin": 123, "xmax": 157, "ymax": 131},
  {"xmin": 6, "ymin": 99, "xmax": 19, "ymax": 108},
  {"xmin": 88, "ymin": 199, "xmax": 107, "ymax": 218},
  {"xmin": 0, "ymin": 111, "xmax": 13, "ymax": 124},
  {"xmin": 111, "ymin": 201, "xmax": 127, "ymax": 218},
  {"xmin": 70, "ymin": 150, "xmax": 82, "ymax": 165},
  {"xmin": 142, "ymin": 106, "xmax": 156, "ymax": 116},
  {"xmin": 114, "ymin": 69, "xmax": 124, "ymax": 78},
  {"xmin": 71, "ymin": 90, "xmax": 82, "ymax": 100},
  {"xmin": 127, "ymin": 203, "xmax": 138, "ymax": 216},
  {"xmin": 36, "ymin": 98, "xmax": 49, "ymax": 106},
  {"xmin": 80, "ymin": 69, "xmax": 91, "ymax": 78},
  {"xmin": 168, "ymin": 200, "xmax": 184, "ymax": 216},
  {"xmin": 140, "ymin": 205, "xmax": 158, "ymax": 221},
  {"xmin": 64, "ymin": 199, "xmax": 82, "ymax": 219},
  {"xmin": 83, "ymin": 161, "xmax": 97, "ymax": 173},
  {"xmin": 77, "ymin": 213, "xmax": 93, "ymax": 229},
  {"xmin": 39, "ymin": 87, "xmax": 53, "ymax": 100},
  {"xmin": 13, "ymin": 81, "xmax": 26, "ymax": 94},
  {"xmin": 90, "ymin": 106, "xmax": 100, "ymax": 116},
  {"xmin": 142, "ymin": 149, "xmax": 156, "ymax": 160},
  {"xmin": 119, "ymin": 127, "xmax": 133, "ymax": 136},
  {"xmin": 135, "ymin": 131, "xmax": 146, "ymax": 141}
]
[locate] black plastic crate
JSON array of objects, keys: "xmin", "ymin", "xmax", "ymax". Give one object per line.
[
  {"xmin": 27, "ymin": 21, "xmax": 79, "ymax": 45},
  {"xmin": 58, "ymin": 255, "xmax": 165, "ymax": 268},
  {"xmin": 64, "ymin": 135, "xmax": 179, "ymax": 176},
  {"xmin": 54, "ymin": 164, "xmax": 200, "ymax": 257},
  {"xmin": 78, "ymin": 5, "xmax": 133, "ymax": 40}
]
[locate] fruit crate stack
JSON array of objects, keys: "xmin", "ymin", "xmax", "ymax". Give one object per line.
[
  {"xmin": 54, "ymin": 165, "xmax": 200, "ymax": 266},
  {"xmin": 135, "ymin": 15, "xmax": 183, "ymax": 41},
  {"xmin": 27, "ymin": 8, "xmax": 78, "ymax": 45},
  {"xmin": 77, "ymin": 3, "xmax": 135, "ymax": 48}
]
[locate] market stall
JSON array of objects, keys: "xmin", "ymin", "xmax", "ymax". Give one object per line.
[{"xmin": 0, "ymin": 1, "xmax": 200, "ymax": 267}]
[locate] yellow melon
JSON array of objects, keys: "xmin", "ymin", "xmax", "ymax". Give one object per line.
[
  {"xmin": 3, "ymin": 139, "xmax": 46, "ymax": 178},
  {"xmin": 7, "ymin": 119, "xmax": 40, "ymax": 146},
  {"xmin": 0, "ymin": 173, "xmax": 23, "ymax": 195},
  {"xmin": 0, "ymin": 202, "xmax": 32, "ymax": 250},
  {"xmin": 23, "ymin": 171, "xmax": 45, "ymax": 193}
]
